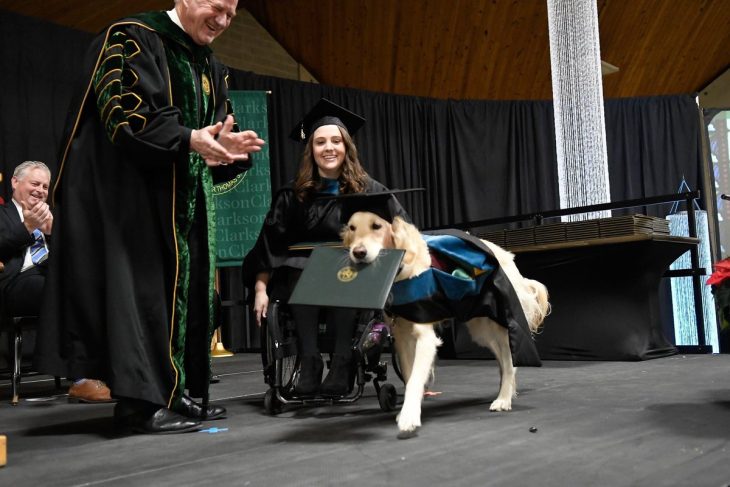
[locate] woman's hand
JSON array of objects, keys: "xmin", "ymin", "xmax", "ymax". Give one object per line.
[
  {"xmin": 254, "ymin": 289, "xmax": 268, "ymax": 326},
  {"xmin": 253, "ymin": 273, "xmax": 270, "ymax": 327}
]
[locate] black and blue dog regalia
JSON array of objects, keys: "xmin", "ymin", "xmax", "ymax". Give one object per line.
[{"xmin": 386, "ymin": 229, "xmax": 541, "ymax": 367}]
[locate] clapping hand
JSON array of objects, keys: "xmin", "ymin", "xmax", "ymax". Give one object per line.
[
  {"xmin": 191, "ymin": 115, "xmax": 265, "ymax": 167},
  {"xmin": 22, "ymin": 200, "xmax": 53, "ymax": 235}
]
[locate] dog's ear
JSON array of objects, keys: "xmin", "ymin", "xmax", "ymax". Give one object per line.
[
  {"xmin": 340, "ymin": 223, "xmax": 353, "ymax": 247},
  {"xmin": 392, "ymin": 216, "xmax": 420, "ymax": 260},
  {"xmin": 391, "ymin": 216, "xmax": 409, "ymax": 250},
  {"xmin": 392, "ymin": 217, "xmax": 430, "ymax": 275},
  {"xmin": 390, "ymin": 216, "xmax": 407, "ymax": 250},
  {"xmin": 392, "ymin": 217, "xmax": 421, "ymax": 249}
]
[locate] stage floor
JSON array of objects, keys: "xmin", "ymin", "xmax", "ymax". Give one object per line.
[{"xmin": 2, "ymin": 353, "xmax": 730, "ymax": 486}]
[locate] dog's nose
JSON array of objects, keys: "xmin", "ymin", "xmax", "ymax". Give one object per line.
[{"xmin": 352, "ymin": 246, "xmax": 367, "ymax": 261}]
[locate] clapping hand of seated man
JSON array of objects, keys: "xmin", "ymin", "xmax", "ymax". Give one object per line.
[
  {"xmin": 191, "ymin": 115, "xmax": 265, "ymax": 167},
  {"xmin": 22, "ymin": 200, "xmax": 53, "ymax": 235}
]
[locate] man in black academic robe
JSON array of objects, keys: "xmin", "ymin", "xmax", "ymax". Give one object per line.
[{"xmin": 35, "ymin": 0, "xmax": 265, "ymax": 434}]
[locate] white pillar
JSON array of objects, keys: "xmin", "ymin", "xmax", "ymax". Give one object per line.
[{"xmin": 547, "ymin": 0, "xmax": 611, "ymax": 220}]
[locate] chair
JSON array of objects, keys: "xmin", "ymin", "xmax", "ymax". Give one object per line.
[{"xmin": 0, "ymin": 261, "xmax": 61, "ymax": 405}]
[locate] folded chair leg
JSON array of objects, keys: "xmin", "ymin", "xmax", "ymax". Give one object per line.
[{"xmin": 11, "ymin": 327, "xmax": 22, "ymax": 405}]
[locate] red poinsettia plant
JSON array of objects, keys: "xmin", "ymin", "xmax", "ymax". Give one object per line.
[
  {"xmin": 708, "ymin": 258, "xmax": 730, "ymax": 330},
  {"xmin": 707, "ymin": 258, "xmax": 730, "ymax": 286}
]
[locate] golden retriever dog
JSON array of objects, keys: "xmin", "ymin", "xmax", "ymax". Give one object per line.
[{"xmin": 342, "ymin": 211, "xmax": 549, "ymax": 438}]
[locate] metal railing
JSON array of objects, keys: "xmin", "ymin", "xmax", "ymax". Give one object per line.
[{"xmin": 428, "ymin": 191, "xmax": 709, "ymax": 351}]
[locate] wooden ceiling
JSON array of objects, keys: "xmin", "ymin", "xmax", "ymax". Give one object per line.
[
  {"xmin": 2, "ymin": 0, "xmax": 728, "ymax": 100},
  {"xmin": 0, "ymin": 0, "xmax": 171, "ymax": 32},
  {"xmin": 240, "ymin": 0, "xmax": 730, "ymax": 100}
]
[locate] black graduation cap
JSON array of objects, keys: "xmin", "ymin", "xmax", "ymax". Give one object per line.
[
  {"xmin": 320, "ymin": 188, "xmax": 425, "ymax": 223},
  {"xmin": 289, "ymin": 98, "xmax": 366, "ymax": 142}
]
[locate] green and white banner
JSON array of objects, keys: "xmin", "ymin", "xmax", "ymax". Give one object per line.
[{"xmin": 213, "ymin": 90, "xmax": 271, "ymax": 267}]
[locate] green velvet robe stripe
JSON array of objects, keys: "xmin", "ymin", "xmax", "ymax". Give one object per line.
[
  {"xmin": 35, "ymin": 11, "xmax": 241, "ymax": 407},
  {"xmin": 130, "ymin": 12, "xmax": 220, "ymax": 403}
]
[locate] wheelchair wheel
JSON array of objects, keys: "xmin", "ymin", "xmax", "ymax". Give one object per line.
[
  {"xmin": 264, "ymin": 388, "xmax": 282, "ymax": 415},
  {"xmin": 261, "ymin": 300, "xmax": 300, "ymax": 392},
  {"xmin": 260, "ymin": 318, "xmax": 274, "ymax": 386},
  {"xmin": 378, "ymin": 383, "xmax": 398, "ymax": 412}
]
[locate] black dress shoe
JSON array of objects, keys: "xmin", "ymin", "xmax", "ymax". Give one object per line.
[
  {"xmin": 293, "ymin": 355, "xmax": 324, "ymax": 396},
  {"xmin": 320, "ymin": 354, "xmax": 354, "ymax": 396},
  {"xmin": 171, "ymin": 394, "xmax": 227, "ymax": 420},
  {"xmin": 114, "ymin": 401, "xmax": 201, "ymax": 434}
]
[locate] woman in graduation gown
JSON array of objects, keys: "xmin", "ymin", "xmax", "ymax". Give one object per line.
[{"xmin": 243, "ymin": 99, "xmax": 407, "ymax": 396}]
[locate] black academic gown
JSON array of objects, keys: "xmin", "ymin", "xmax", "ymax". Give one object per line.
[
  {"xmin": 35, "ymin": 12, "xmax": 246, "ymax": 407},
  {"xmin": 242, "ymin": 178, "xmax": 405, "ymax": 299}
]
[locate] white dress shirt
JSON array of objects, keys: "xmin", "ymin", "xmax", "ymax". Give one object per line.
[{"xmin": 167, "ymin": 8, "xmax": 184, "ymax": 30}]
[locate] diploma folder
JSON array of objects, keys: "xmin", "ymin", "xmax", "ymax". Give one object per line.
[{"xmin": 288, "ymin": 246, "xmax": 405, "ymax": 310}]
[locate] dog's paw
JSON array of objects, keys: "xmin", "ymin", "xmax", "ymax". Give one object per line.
[
  {"xmin": 397, "ymin": 429, "xmax": 419, "ymax": 440},
  {"xmin": 489, "ymin": 398, "xmax": 512, "ymax": 411},
  {"xmin": 397, "ymin": 408, "xmax": 422, "ymax": 434}
]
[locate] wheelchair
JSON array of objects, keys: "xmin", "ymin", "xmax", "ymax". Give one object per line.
[{"xmin": 260, "ymin": 298, "xmax": 402, "ymax": 415}]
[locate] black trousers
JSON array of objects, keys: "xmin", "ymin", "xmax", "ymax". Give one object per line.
[
  {"xmin": 3, "ymin": 265, "xmax": 46, "ymax": 316},
  {"xmin": 271, "ymin": 267, "xmax": 359, "ymax": 357},
  {"xmin": 290, "ymin": 305, "xmax": 358, "ymax": 357}
]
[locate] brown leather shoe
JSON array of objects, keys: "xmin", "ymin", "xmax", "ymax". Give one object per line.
[{"xmin": 68, "ymin": 379, "xmax": 115, "ymax": 403}]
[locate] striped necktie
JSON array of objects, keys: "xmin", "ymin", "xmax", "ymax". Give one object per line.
[{"xmin": 30, "ymin": 229, "xmax": 48, "ymax": 265}]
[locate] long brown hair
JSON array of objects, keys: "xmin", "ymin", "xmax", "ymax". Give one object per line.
[{"xmin": 293, "ymin": 125, "xmax": 369, "ymax": 201}]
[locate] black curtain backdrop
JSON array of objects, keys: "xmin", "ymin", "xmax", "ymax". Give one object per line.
[
  {"xmin": 0, "ymin": 11, "xmax": 93, "ymax": 197},
  {"xmin": 231, "ymin": 70, "xmax": 703, "ymax": 228},
  {"xmin": 1, "ymin": 9, "xmax": 703, "ymax": 230}
]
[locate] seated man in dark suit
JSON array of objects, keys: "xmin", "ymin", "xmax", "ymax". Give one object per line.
[{"xmin": 0, "ymin": 161, "xmax": 111, "ymax": 403}]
